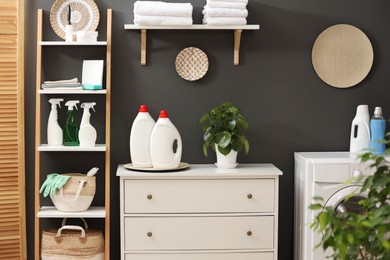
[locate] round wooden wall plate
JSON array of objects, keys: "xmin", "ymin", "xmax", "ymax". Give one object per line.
[
  {"xmin": 175, "ymin": 47, "xmax": 209, "ymax": 81},
  {"xmin": 312, "ymin": 24, "xmax": 374, "ymax": 88},
  {"xmin": 50, "ymin": 0, "xmax": 100, "ymax": 40}
]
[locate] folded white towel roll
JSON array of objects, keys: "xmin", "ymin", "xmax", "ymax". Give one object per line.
[
  {"xmin": 134, "ymin": 14, "xmax": 193, "ymax": 26},
  {"xmin": 206, "ymin": 1, "xmax": 247, "ymax": 9},
  {"xmin": 203, "ymin": 16, "xmax": 247, "ymax": 25},
  {"xmin": 134, "ymin": 1, "xmax": 193, "ymax": 17},
  {"xmin": 202, "ymin": 7, "xmax": 248, "ymax": 17},
  {"xmin": 207, "ymin": 0, "xmax": 248, "ymax": 4}
]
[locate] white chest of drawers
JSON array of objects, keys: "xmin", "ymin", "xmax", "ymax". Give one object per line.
[{"xmin": 116, "ymin": 164, "xmax": 282, "ymax": 260}]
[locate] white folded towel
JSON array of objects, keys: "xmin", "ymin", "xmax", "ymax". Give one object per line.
[
  {"xmin": 207, "ymin": 0, "xmax": 248, "ymax": 4},
  {"xmin": 206, "ymin": 1, "xmax": 247, "ymax": 9},
  {"xmin": 134, "ymin": 1, "xmax": 193, "ymax": 17},
  {"xmin": 43, "ymin": 78, "xmax": 79, "ymax": 85},
  {"xmin": 134, "ymin": 15, "xmax": 193, "ymax": 26},
  {"xmin": 203, "ymin": 16, "xmax": 247, "ymax": 25},
  {"xmin": 202, "ymin": 7, "xmax": 248, "ymax": 17}
]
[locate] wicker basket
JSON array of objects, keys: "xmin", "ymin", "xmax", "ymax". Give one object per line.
[
  {"xmin": 51, "ymin": 173, "xmax": 96, "ymax": 212},
  {"xmin": 175, "ymin": 47, "xmax": 209, "ymax": 81},
  {"xmin": 41, "ymin": 219, "xmax": 104, "ymax": 260}
]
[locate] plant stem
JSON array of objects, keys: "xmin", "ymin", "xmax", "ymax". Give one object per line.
[{"xmin": 359, "ymin": 248, "xmax": 365, "ymax": 260}]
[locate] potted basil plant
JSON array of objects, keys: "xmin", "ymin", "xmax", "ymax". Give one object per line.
[{"xmin": 199, "ymin": 102, "xmax": 249, "ymax": 168}]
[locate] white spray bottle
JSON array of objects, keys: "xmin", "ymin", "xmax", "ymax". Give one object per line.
[
  {"xmin": 47, "ymin": 98, "xmax": 64, "ymax": 146},
  {"xmin": 79, "ymin": 102, "xmax": 97, "ymax": 147}
]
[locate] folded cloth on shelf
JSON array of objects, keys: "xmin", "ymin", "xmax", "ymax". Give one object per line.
[
  {"xmin": 134, "ymin": 15, "xmax": 193, "ymax": 26},
  {"xmin": 206, "ymin": 1, "xmax": 247, "ymax": 9},
  {"xmin": 207, "ymin": 0, "xmax": 248, "ymax": 4},
  {"xmin": 203, "ymin": 16, "xmax": 247, "ymax": 25},
  {"xmin": 134, "ymin": 1, "xmax": 193, "ymax": 17},
  {"xmin": 42, "ymin": 84, "xmax": 82, "ymax": 89},
  {"xmin": 202, "ymin": 7, "xmax": 248, "ymax": 17},
  {"xmin": 43, "ymin": 78, "xmax": 79, "ymax": 85}
]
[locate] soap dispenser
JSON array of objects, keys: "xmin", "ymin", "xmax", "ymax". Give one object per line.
[
  {"xmin": 47, "ymin": 98, "xmax": 63, "ymax": 146},
  {"xmin": 79, "ymin": 102, "xmax": 97, "ymax": 147},
  {"xmin": 63, "ymin": 100, "xmax": 80, "ymax": 146}
]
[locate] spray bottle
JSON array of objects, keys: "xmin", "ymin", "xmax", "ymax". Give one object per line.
[
  {"xmin": 47, "ymin": 98, "xmax": 63, "ymax": 146},
  {"xmin": 63, "ymin": 100, "xmax": 80, "ymax": 146},
  {"xmin": 79, "ymin": 102, "xmax": 97, "ymax": 147}
]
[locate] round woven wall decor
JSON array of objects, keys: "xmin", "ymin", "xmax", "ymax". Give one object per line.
[
  {"xmin": 175, "ymin": 47, "xmax": 209, "ymax": 81},
  {"xmin": 50, "ymin": 0, "xmax": 100, "ymax": 40},
  {"xmin": 312, "ymin": 24, "xmax": 374, "ymax": 88}
]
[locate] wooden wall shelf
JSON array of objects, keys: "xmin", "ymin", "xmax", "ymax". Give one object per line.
[{"xmin": 124, "ymin": 24, "xmax": 260, "ymax": 65}]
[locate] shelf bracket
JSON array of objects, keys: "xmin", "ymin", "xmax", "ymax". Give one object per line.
[
  {"xmin": 234, "ymin": 29, "xmax": 242, "ymax": 65},
  {"xmin": 141, "ymin": 29, "xmax": 147, "ymax": 65}
]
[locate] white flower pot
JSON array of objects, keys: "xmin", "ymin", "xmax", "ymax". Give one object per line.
[{"xmin": 215, "ymin": 144, "xmax": 238, "ymax": 168}]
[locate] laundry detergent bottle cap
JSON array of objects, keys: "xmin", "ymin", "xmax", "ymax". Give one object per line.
[
  {"xmin": 47, "ymin": 98, "xmax": 64, "ymax": 146},
  {"xmin": 79, "ymin": 102, "xmax": 97, "ymax": 147},
  {"xmin": 63, "ymin": 100, "xmax": 80, "ymax": 146},
  {"xmin": 350, "ymin": 104, "xmax": 370, "ymax": 154},
  {"xmin": 130, "ymin": 104, "xmax": 156, "ymax": 168},
  {"xmin": 150, "ymin": 110, "xmax": 182, "ymax": 169},
  {"xmin": 370, "ymin": 106, "xmax": 386, "ymax": 155}
]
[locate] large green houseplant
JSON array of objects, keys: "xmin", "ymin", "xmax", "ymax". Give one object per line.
[
  {"xmin": 310, "ymin": 152, "xmax": 390, "ymax": 260},
  {"xmin": 199, "ymin": 102, "xmax": 249, "ymax": 167}
]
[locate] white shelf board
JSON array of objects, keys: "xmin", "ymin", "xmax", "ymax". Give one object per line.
[
  {"xmin": 40, "ymin": 41, "xmax": 107, "ymax": 46},
  {"xmin": 38, "ymin": 144, "xmax": 106, "ymax": 152},
  {"xmin": 39, "ymin": 89, "xmax": 106, "ymax": 94},
  {"xmin": 38, "ymin": 206, "xmax": 106, "ymax": 218},
  {"xmin": 124, "ymin": 24, "xmax": 259, "ymax": 30}
]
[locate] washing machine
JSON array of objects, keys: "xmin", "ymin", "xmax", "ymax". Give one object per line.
[{"xmin": 294, "ymin": 152, "xmax": 374, "ymax": 260}]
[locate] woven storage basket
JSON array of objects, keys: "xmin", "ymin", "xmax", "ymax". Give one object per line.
[
  {"xmin": 51, "ymin": 173, "xmax": 95, "ymax": 212},
  {"xmin": 41, "ymin": 219, "xmax": 104, "ymax": 260}
]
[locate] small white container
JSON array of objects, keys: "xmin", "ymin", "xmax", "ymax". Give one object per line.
[
  {"xmin": 130, "ymin": 105, "xmax": 156, "ymax": 168},
  {"xmin": 65, "ymin": 25, "xmax": 73, "ymax": 42},
  {"xmin": 76, "ymin": 31, "xmax": 98, "ymax": 43},
  {"xmin": 150, "ymin": 110, "xmax": 182, "ymax": 169}
]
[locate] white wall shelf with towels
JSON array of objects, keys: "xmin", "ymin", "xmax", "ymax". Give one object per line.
[{"xmin": 124, "ymin": 24, "xmax": 260, "ymax": 65}]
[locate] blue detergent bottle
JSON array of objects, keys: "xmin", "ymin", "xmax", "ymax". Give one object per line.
[{"xmin": 370, "ymin": 107, "xmax": 386, "ymax": 154}]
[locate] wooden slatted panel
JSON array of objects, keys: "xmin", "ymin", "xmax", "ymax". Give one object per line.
[{"xmin": 0, "ymin": 0, "xmax": 26, "ymax": 259}]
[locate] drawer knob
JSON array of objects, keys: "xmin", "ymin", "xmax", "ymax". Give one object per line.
[
  {"xmin": 247, "ymin": 193, "xmax": 253, "ymax": 199},
  {"xmin": 147, "ymin": 232, "xmax": 153, "ymax": 237},
  {"xmin": 247, "ymin": 231, "xmax": 253, "ymax": 236},
  {"xmin": 147, "ymin": 194, "xmax": 153, "ymax": 200}
]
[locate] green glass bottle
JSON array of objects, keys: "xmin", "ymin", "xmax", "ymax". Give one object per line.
[{"xmin": 63, "ymin": 100, "xmax": 79, "ymax": 146}]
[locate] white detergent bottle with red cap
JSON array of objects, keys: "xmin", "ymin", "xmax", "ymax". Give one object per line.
[
  {"xmin": 130, "ymin": 104, "xmax": 156, "ymax": 167},
  {"xmin": 150, "ymin": 110, "xmax": 182, "ymax": 169}
]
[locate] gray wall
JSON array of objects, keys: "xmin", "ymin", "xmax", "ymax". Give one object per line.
[{"xmin": 24, "ymin": 0, "xmax": 390, "ymax": 259}]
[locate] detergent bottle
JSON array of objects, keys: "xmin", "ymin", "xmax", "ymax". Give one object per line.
[
  {"xmin": 79, "ymin": 102, "xmax": 97, "ymax": 147},
  {"xmin": 47, "ymin": 98, "xmax": 63, "ymax": 146},
  {"xmin": 150, "ymin": 110, "xmax": 182, "ymax": 169},
  {"xmin": 369, "ymin": 107, "xmax": 386, "ymax": 155},
  {"xmin": 63, "ymin": 100, "xmax": 80, "ymax": 146},
  {"xmin": 350, "ymin": 105, "xmax": 370, "ymax": 154},
  {"xmin": 130, "ymin": 104, "xmax": 155, "ymax": 167}
]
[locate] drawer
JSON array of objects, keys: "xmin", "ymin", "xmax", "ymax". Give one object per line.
[
  {"xmin": 124, "ymin": 179, "xmax": 275, "ymax": 213},
  {"xmin": 124, "ymin": 216, "xmax": 274, "ymax": 251},
  {"xmin": 125, "ymin": 252, "xmax": 274, "ymax": 260}
]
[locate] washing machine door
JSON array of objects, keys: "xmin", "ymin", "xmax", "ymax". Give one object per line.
[{"xmin": 325, "ymin": 186, "xmax": 366, "ymax": 214}]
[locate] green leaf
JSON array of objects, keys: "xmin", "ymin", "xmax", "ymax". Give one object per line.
[
  {"xmin": 313, "ymin": 196, "xmax": 324, "ymax": 201},
  {"xmin": 231, "ymin": 137, "xmax": 243, "ymax": 152},
  {"xmin": 221, "ymin": 101, "xmax": 233, "ymax": 107},
  {"xmin": 309, "ymin": 203, "xmax": 323, "ymax": 210},
  {"xmin": 203, "ymin": 143, "xmax": 209, "ymax": 157},
  {"xmin": 237, "ymin": 115, "xmax": 249, "ymax": 130},
  {"xmin": 383, "ymin": 240, "xmax": 390, "ymax": 250},
  {"xmin": 203, "ymin": 128, "xmax": 213, "ymax": 143},
  {"xmin": 215, "ymin": 131, "xmax": 231, "ymax": 149},
  {"xmin": 244, "ymin": 139, "xmax": 249, "ymax": 154},
  {"xmin": 199, "ymin": 113, "xmax": 209, "ymax": 123},
  {"xmin": 218, "ymin": 144, "xmax": 232, "ymax": 155},
  {"xmin": 319, "ymin": 212, "xmax": 329, "ymax": 229},
  {"xmin": 227, "ymin": 119, "xmax": 236, "ymax": 131}
]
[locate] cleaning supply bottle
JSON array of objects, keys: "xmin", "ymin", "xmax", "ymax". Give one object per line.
[
  {"xmin": 129, "ymin": 104, "xmax": 155, "ymax": 167},
  {"xmin": 350, "ymin": 105, "xmax": 370, "ymax": 154},
  {"xmin": 79, "ymin": 102, "xmax": 97, "ymax": 147},
  {"xmin": 370, "ymin": 107, "xmax": 386, "ymax": 154},
  {"xmin": 150, "ymin": 110, "xmax": 182, "ymax": 169},
  {"xmin": 63, "ymin": 100, "xmax": 80, "ymax": 146},
  {"xmin": 47, "ymin": 98, "xmax": 63, "ymax": 146}
]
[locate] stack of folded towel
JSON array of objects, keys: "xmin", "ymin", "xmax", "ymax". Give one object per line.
[
  {"xmin": 203, "ymin": 0, "xmax": 248, "ymax": 25},
  {"xmin": 134, "ymin": 1, "xmax": 193, "ymax": 26},
  {"xmin": 41, "ymin": 78, "xmax": 82, "ymax": 90}
]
